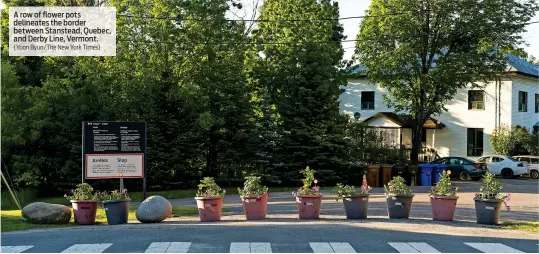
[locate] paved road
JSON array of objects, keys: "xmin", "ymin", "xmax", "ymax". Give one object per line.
[{"xmin": 2, "ymin": 178, "xmax": 537, "ymax": 253}]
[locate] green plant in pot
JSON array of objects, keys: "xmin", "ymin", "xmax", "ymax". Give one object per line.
[
  {"xmin": 384, "ymin": 176, "xmax": 414, "ymax": 219},
  {"xmin": 238, "ymin": 176, "xmax": 269, "ymax": 220},
  {"xmin": 292, "ymin": 166, "xmax": 322, "ymax": 219},
  {"xmin": 429, "ymin": 170, "xmax": 458, "ymax": 221},
  {"xmin": 65, "ymin": 183, "xmax": 98, "ymax": 225},
  {"xmin": 332, "ymin": 174, "xmax": 372, "ymax": 219},
  {"xmin": 96, "ymin": 189, "xmax": 130, "ymax": 225},
  {"xmin": 474, "ymin": 172, "xmax": 511, "ymax": 225},
  {"xmin": 195, "ymin": 177, "xmax": 226, "ymax": 222}
]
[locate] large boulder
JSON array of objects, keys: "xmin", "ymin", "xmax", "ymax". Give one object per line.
[
  {"xmin": 22, "ymin": 202, "xmax": 71, "ymax": 224},
  {"xmin": 136, "ymin": 195, "xmax": 172, "ymax": 223}
]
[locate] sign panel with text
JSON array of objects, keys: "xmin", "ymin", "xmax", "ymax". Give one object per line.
[{"xmin": 82, "ymin": 121, "xmax": 146, "ymax": 179}]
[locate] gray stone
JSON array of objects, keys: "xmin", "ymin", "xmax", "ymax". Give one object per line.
[
  {"xmin": 136, "ymin": 195, "xmax": 172, "ymax": 223},
  {"xmin": 22, "ymin": 202, "xmax": 71, "ymax": 224}
]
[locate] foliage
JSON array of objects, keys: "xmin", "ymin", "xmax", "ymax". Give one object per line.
[
  {"xmin": 475, "ymin": 172, "xmax": 511, "ymax": 210},
  {"xmin": 355, "ymin": 0, "xmax": 539, "ymax": 163},
  {"xmin": 430, "ymin": 170, "xmax": 457, "ymax": 196},
  {"xmin": 490, "ymin": 124, "xmax": 538, "ymax": 156},
  {"xmin": 346, "ymin": 120, "xmax": 409, "ymax": 164},
  {"xmin": 64, "ymin": 183, "xmax": 96, "ymax": 201},
  {"xmin": 196, "ymin": 177, "xmax": 226, "ymax": 198},
  {"xmin": 384, "ymin": 176, "xmax": 412, "ymax": 196},
  {"xmin": 238, "ymin": 176, "xmax": 268, "ymax": 196},
  {"xmin": 95, "ymin": 189, "xmax": 129, "ymax": 202},
  {"xmin": 332, "ymin": 175, "xmax": 371, "ymax": 201},
  {"xmin": 293, "ymin": 166, "xmax": 320, "ymax": 196}
]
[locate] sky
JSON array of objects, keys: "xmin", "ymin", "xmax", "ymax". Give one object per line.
[{"xmin": 1, "ymin": 0, "xmax": 537, "ymax": 60}]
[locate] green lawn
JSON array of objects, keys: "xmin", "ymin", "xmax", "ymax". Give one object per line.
[
  {"xmin": 1, "ymin": 205, "xmax": 225, "ymax": 232},
  {"xmin": 501, "ymin": 221, "xmax": 539, "ymax": 233}
]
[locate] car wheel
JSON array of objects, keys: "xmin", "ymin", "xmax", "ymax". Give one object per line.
[
  {"xmin": 460, "ymin": 171, "xmax": 470, "ymax": 181},
  {"xmin": 471, "ymin": 177, "xmax": 481, "ymax": 181},
  {"xmin": 530, "ymin": 170, "xmax": 539, "ymax": 179},
  {"xmin": 501, "ymin": 168, "xmax": 514, "ymax": 179}
]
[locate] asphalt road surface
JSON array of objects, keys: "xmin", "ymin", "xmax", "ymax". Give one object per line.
[{"xmin": 2, "ymin": 178, "xmax": 538, "ymax": 253}]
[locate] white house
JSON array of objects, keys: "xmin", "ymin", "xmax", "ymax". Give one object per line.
[{"xmin": 340, "ymin": 54, "xmax": 539, "ymax": 161}]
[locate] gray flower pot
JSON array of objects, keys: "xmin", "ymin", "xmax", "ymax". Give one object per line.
[
  {"xmin": 386, "ymin": 194, "xmax": 414, "ymax": 219},
  {"xmin": 103, "ymin": 199, "xmax": 130, "ymax": 225},
  {"xmin": 342, "ymin": 195, "xmax": 369, "ymax": 219},
  {"xmin": 474, "ymin": 198, "xmax": 502, "ymax": 225}
]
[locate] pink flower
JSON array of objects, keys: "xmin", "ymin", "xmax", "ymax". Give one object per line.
[
  {"xmin": 223, "ymin": 189, "xmax": 227, "ymax": 194},
  {"xmin": 63, "ymin": 194, "xmax": 68, "ymax": 198},
  {"xmin": 507, "ymin": 206, "xmax": 511, "ymax": 211}
]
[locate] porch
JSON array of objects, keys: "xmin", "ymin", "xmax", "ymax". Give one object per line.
[{"xmin": 362, "ymin": 112, "xmax": 446, "ymax": 162}]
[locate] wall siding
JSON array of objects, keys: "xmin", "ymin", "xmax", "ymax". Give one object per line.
[
  {"xmin": 340, "ymin": 78, "xmax": 519, "ymax": 158},
  {"xmin": 510, "ymin": 76, "xmax": 539, "ymax": 130}
]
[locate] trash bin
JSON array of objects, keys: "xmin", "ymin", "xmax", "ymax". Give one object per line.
[
  {"xmin": 431, "ymin": 164, "xmax": 447, "ymax": 184},
  {"xmin": 380, "ymin": 164, "xmax": 393, "ymax": 187},
  {"xmin": 367, "ymin": 164, "xmax": 381, "ymax": 187},
  {"xmin": 419, "ymin": 164, "xmax": 434, "ymax": 186},
  {"xmin": 407, "ymin": 165, "xmax": 419, "ymax": 186},
  {"xmin": 392, "ymin": 164, "xmax": 410, "ymax": 186}
]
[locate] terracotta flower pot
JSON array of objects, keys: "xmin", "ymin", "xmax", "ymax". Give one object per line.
[
  {"xmin": 342, "ymin": 194, "xmax": 369, "ymax": 219},
  {"xmin": 71, "ymin": 200, "xmax": 98, "ymax": 225},
  {"xmin": 474, "ymin": 198, "xmax": 503, "ymax": 225},
  {"xmin": 385, "ymin": 194, "xmax": 414, "ymax": 219},
  {"xmin": 241, "ymin": 193, "xmax": 268, "ymax": 220},
  {"xmin": 103, "ymin": 199, "xmax": 130, "ymax": 225},
  {"xmin": 430, "ymin": 195, "xmax": 458, "ymax": 221},
  {"xmin": 296, "ymin": 194, "xmax": 323, "ymax": 219},
  {"xmin": 195, "ymin": 196, "xmax": 223, "ymax": 222}
]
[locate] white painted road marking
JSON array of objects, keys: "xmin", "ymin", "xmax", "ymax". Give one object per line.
[
  {"xmin": 388, "ymin": 242, "xmax": 420, "ymax": 253},
  {"xmin": 230, "ymin": 242, "xmax": 271, "ymax": 253},
  {"xmin": 389, "ymin": 242, "xmax": 440, "ymax": 253},
  {"xmin": 309, "ymin": 242, "xmax": 356, "ymax": 253},
  {"xmin": 464, "ymin": 243, "xmax": 524, "ymax": 253},
  {"xmin": 1, "ymin": 246, "xmax": 33, "ymax": 253},
  {"xmin": 145, "ymin": 242, "xmax": 191, "ymax": 253},
  {"xmin": 61, "ymin": 244, "xmax": 112, "ymax": 253}
]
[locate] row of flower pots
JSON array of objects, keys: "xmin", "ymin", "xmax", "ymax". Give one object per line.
[
  {"xmin": 65, "ymin": 183, "xmax": 130, "ymax": 225},
  {"xmin": 197, "ymin": 168, "xmax": 511, "ymax": 225}
]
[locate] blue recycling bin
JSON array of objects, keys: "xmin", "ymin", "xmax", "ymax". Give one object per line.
[
  {"xmin": 431, "ymin": 164, "xmax": 447, "ymax": 184},
  {"xmin": 419, "ymin": 164, "xmax": 434, "ymax": 186}
]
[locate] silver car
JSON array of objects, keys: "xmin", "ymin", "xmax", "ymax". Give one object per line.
[{"xmin": 513, "ymin": 155, "xmax": 539, "ymax": 179}]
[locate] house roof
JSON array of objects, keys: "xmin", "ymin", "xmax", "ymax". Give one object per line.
[
  {"xmin": 363, "ymin": 112, "xmax": 446, "ymax": 129},
  {"xmin": 348, "ymin": 54, "xmax": 538, "ymax": 78}
]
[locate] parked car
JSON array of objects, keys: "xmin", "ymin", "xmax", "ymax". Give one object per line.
[
  {"xmin": 513, "ymin": 155, "xmax": 539, "ymax": 179},
  {"xmin": 475, "ymin": 155, "xmax": 528, "ymax": 179},
  {"xmin": 430, "ymin": 157, "xmax": 487, "ymax": 181}
]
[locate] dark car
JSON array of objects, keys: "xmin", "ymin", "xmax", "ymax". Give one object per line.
[{"xmin": 430, "ymin": 157, "xmax": 488, "ymax": 181}]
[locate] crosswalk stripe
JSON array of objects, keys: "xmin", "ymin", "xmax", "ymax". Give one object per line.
[
  {"xmin": 145, "ymin": 242, "xmax": 191, "ymax": 253},
  {"xmin": 230, "ymin": 242, "xmax": 271, "ymax": 253},
  {"xmin": 250, "ymin": 242, "xmax": 271, "ymax": 253},
  {"xmin": 407, "ymin": 242, "xmax": 440, "ymax": 253},
  {"xmin": 1, "ymin": 246, "xmax": 34, "ymax": 253},
  {"xmin": 388, "ymin": 243, "xmax": 420, "ymax": 253},
  {"xmin": 464, "ymin": 243, "xmax": 524, "ymax": 253},
  {"xmin": 329, "ymin": 242, "xmax": 356, "ymax": 253},
  {"xmin": 231, "ymin": 242, "xmax": 251, "ymax": 253},
  {"xmin": 61, "ymin": 244, "xmax": 112, "ymax": 253},
  {"xmin": 310, "ymin": 242, "xmax": 335, "ymax": 253}
]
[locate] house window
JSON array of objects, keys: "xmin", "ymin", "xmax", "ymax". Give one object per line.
[
  {"xmin": 535, "ymin": 94, "xmax": 538, "ymax": 113},
  {"xmin": 518, "ymin": 91, "xmax": 527, "ymax": 112},
  {"xmin": 534, "ymin": 126, "xmax": 538, "ymax": 135},
  {"xmin": 361, "ymin": 91, "xmax": 375, "ymax": 110},
  {"xmin": 468, "ymin": 90, "xmax": 485, "ymax": 110},
  {"xmin": 467, "ymin": 128, "xmax": 483, "ymax": 156}
]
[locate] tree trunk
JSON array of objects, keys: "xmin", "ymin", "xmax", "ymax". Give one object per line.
[
  {"xmin": 410, "ymin": 117, "xmax": 426, "ymax": 164},
  {"xmin": 205, "ymin": 126, "xmax": 218, "ymax": 177}
]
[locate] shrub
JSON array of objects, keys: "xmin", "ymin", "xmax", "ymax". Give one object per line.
[
  {"xmin": 238, "ymin": 176, "xmax": 268, "ymax": 196},
  {"xmin": 196, "ymin": 177, "xmax": 226, "ymax": 197},
  {"xmin": 293, "ymin": 166, "xmax": 320, "ymax": 196},
  {"xmin": 384, "ymin": 176, "xmax": 411, "ymax": 196},
  {"xmin": 332, "ymin": 175, "xmax": 372, "ymax": 201},
  {"xmin": 430, "ymin": 170, "xmax": 457, "ymax": 196},
  {"xmin": 96, "ymin": 189, "xmax": 129, "ymax": 202},
  {"xmin": 475, "ymin": 172, "xmax": 511, "ymax": 210},
  {"xmin": 64, "ymin": 183, "xmax": 96, "ymax": 200}
]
